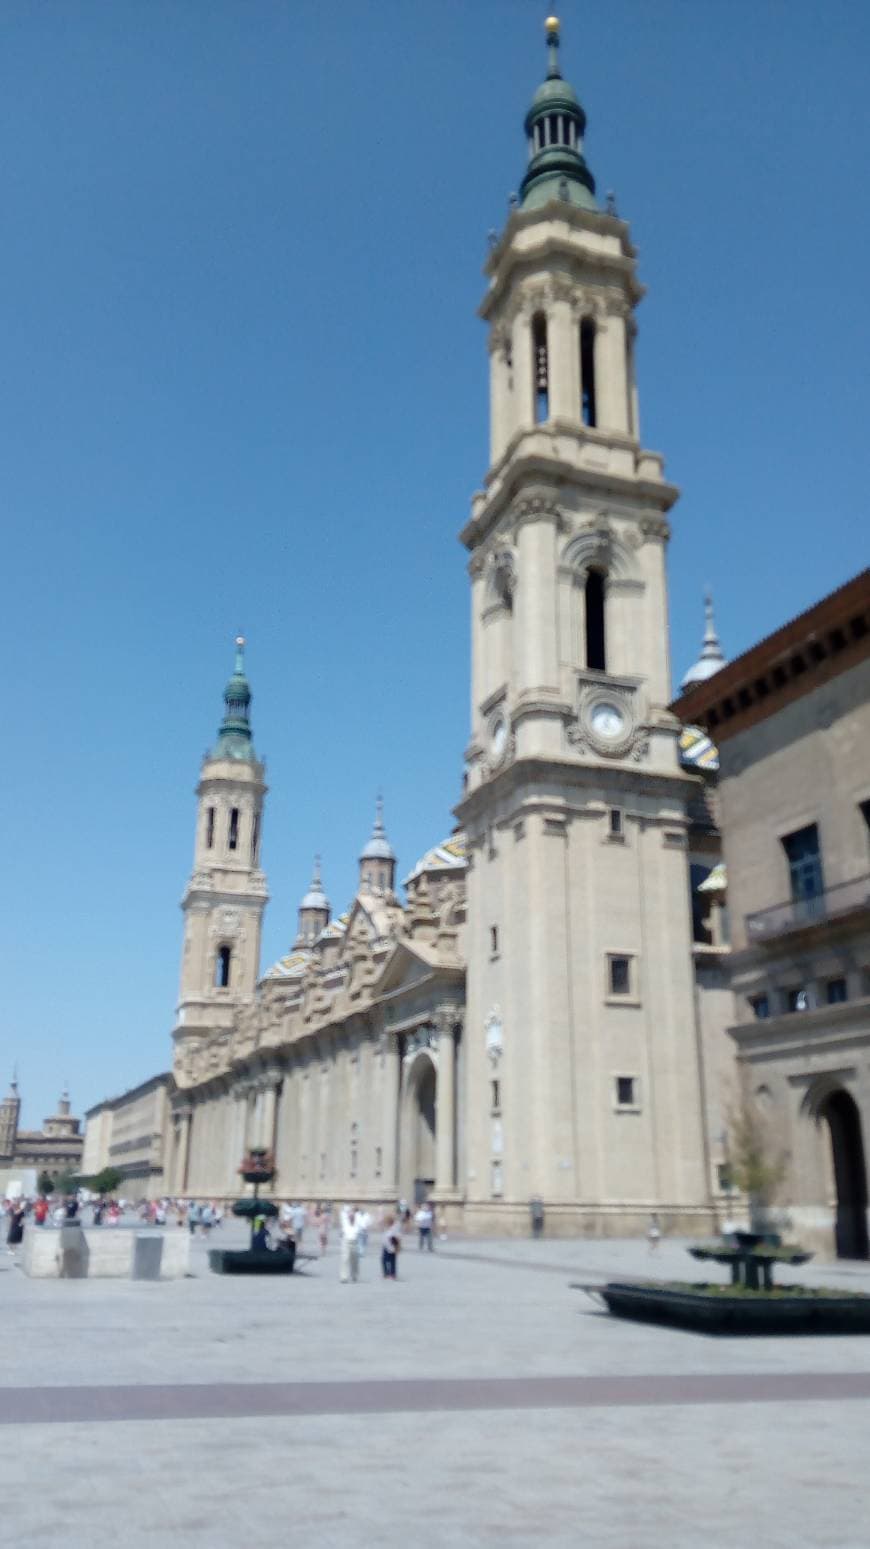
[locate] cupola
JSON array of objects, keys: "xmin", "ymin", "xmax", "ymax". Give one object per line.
[
  {"xmin": 359, "ymin": 796, "xmax": 396, "ymax": 894},
  {"xmin": 520, "ymin": 16, "xmax": 597, "ymax": 212}
]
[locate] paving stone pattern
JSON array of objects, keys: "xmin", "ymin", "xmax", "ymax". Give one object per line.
[{"xmin": 2, "ymin": 1228, "xmax": 869, "ymax": 1547}]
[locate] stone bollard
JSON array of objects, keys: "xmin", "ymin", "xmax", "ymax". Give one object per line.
[{"xmin": 57, "ymin": 1222, "xmax": 89, "ymax": 1279}]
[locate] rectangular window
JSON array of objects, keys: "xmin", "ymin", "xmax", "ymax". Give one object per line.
[
  {"xmin": 490, "ymin": 1160, "xmax": 503, "ymax": 1197},
  {"xmin": 228, "ymin": 807, "xmax": 240, "ymax": 851},
  {"xmin": 782, "ymin": 823, "xmax": 824, "ymax": 909},
  {"xmin": 608, "ymin": 808, "xmax": 624, "ymax": 839},
  {"xmin": 749, "ymin": 993, "xmax": 770, "ymax": 1020},
  {"xmin": 608, "ymin": 954, "xmax": 632, "ymax": 997},
  {"xmin": 374, "ymin": 1146, "xmax": 382, "ymax": 1178},
  {"xmin": 491, "ymin": 1079, "xmax": 501, "ymax": 1113},
  {"xmin": 490, "ymin": 925, "xmax": 499, "ymax": 956},
  {"xmin": 827, "ymin": 977, "xmax": 848, "ymax": 1005},
  {"xmin": 615, "ymin": 1076, "xmax": 638, "ymax": 1108},
  {"xmin": 205, "ymin": 807, "xmax": 215, "ymax": 848}
]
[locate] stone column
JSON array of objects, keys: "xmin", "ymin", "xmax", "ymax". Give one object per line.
[
  {"xmin": 260, "ymin": 1082, "xmax": 277, "ymax": 1152},
  {"xmin": 380, "ymin": 1034, "xmax": 401, "ymax": 1195},
  {"xmin": 511, "ymin": 306, "xmax": 535, "ymax": 430},
  {"xmin": 434, "ymin": 1010, "xmax": 457, "ymax": 1194},
  {"xmin": 179, "ymin": 1106, "xmax": 193, "ymax": 1194},
  {"xmin": 595, "ymin": 309, "xmax": 630, "ymax": 435},
  {"xmin": 548, "ymin": 297, "xmax": 576, "ymax": 421}
]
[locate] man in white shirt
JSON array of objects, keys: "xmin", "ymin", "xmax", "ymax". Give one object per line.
[
  {"xmin": 415, "ymin": 1201, "xmax": 434, "ymax": 1251},
  {"xmin": 356, "ymin": 1208, "xmax": 371, "ymax": 1257},
  {"xmin": 339, "ymin": 1206, "xmax": 360, "ymax": 1283}
]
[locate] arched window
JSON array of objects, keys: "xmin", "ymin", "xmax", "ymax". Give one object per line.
[
  {"xmin": 580, "ymin": 318, "xmax": 597, "ymax": 427},
  {"xmin": 585, "ymin": 568, "xmax": 606, "ymax": 671},
  {"xmin": 205, "ymin": 807, "xmax": 215, "ymax": 849},
  {"xmin": 216, "ymin": 945, "xmax": 232, "ymax": 988},
  {"xmin": 228, "ymin": 807, "xmax": 239, "ymax": 851},
  {"xmin": 532, "ymin": 312, "xmax": 549, "ymax": 423}
]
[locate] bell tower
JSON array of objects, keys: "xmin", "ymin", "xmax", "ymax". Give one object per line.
[
  {"xmin": 172, "ymin": 637, "xmax": 269, "ymax": 1086},
  {"xmin": 457, "ymin": 18, "xmax": 711, "ymax": 1233}
]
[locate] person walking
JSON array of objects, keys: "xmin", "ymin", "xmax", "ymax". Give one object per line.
[
  {"xmin": 339, "ymin": 1206, "xmax": 360, "ymax": 1283},
  {"xmin": 415, "ymin": 1200, "xmax": 434, "ymax": 1251},
  {"xmin": 356, "ymin": 1207, "xmax": 371, "ymax": 1258},
  {"xmin": 291, "ymin": 1200, "xmax": 306, "ymax": 1246},
  {"xmin": 187, "ymin": 1201, "xmax": 201, "ymax": 1236},
  {"xmin": 381, "ymin": 1215, "xmax": 400, "ymax": 1280},
  {"xmin": 6, "ymin": 1202, "xmax": 25, "ymax": 1251},
  {"xmin": 316, "ymin": 1205, "xmax": 329, "ymax": 1257}
]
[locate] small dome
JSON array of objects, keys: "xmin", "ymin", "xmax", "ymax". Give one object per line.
[
  {"xmin": 300, "ymin": 856, "xmax": 329, "ymax": 913},
  {"xmin": 528, "ymin": 75, "xmax": 581, "ymax": 114},
  {"xmin": 360, "ymin": 797, "xmax": 395, "ymax": 863},
  {"xmin": 681, "ymin": 592, "xmax": 727, "ymax": 692}
]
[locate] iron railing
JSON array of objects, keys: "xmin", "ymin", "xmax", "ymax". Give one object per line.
[{"xmin": 746, "ymin": 872, "xmax": 870, "ymax": 942}]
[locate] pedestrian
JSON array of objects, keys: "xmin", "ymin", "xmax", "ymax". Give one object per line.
[
  {"xmin": 200, "ymin": 1201, "xmax": 214, "ymax": 1235},
  {"xmin": 339, "ymin": 1206, "xmax": 360, "ymax": 1283},
  {"xmin": 381, "ymin": 1214, "xmax": 400, "ymax": 1280},
  {"xmin": 415, "ymin": 1200, "xmax": 434, "ymax": 1251},
  {"xmin": 291, "ymin": 1200, "xmax": 306, "ymax": 1246},
  {"xmin": 251, "ymin": 1214, "xmax": 270, "ymax": 1252},
  {"xmin": 357, "ymin": 1207, "xmax": 371, "ymax": 1258},
  {"xmin": 6, "ymin": 1202, "xmax": 25, "ymax": 1250},
  {"xmin": 317, "ymin": 1205, "xmax": 329, "ymax": 1257},
  {"xmin": 33, "ymin": 1197, "xmax": 49, "ymax": 1227},
  {"xmin": 188, "ymin": 1201, "xmax": 201, "ymax": 1235},
  {"xmin": 647, "ymin": 1212, "xmax": 661, "ymax": 1252}
]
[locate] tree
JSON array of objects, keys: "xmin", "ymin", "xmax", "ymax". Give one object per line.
[
  {"xmin": 52, "ymin": 1171, "xmax": 81, "ymax": 1196},
  {"xmin": 726, "ymin": 1086, "xmax": 787, "ymax": 1229},
  {"xmin": 37, "ymin": 1170, "xmax": 55, "ymax": 1197},
  {"xmin": 87, "ymin": 1166, "xmax": 124, "ymax": 1197}
]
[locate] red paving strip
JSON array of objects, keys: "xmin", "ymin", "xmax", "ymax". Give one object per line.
[{"xmin": 3, "ymin": 1371, "xmax": 870, "ymax": 1425}]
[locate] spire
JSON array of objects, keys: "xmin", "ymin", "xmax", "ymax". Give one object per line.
[
  {"xmin": 680, "ymin": 591, "xmax": 728, "ymax": 691},
  {"xmin": 520, "ymin": 16, "xmax": 597, "ymax": 213},
  {"xmin": 211, "ymin": 635, "xmax": 256, "ymax": 761},
  {"xmin": 300, "ymin": 854, "xmax": 330, "ymax": 914},
  {"xmin": 360, "ymin": 794, "xmax": 395, "ymax": 863}
]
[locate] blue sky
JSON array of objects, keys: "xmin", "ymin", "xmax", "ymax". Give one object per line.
[{"xmin": 3, "ymin": 1, "xmax": 868, "ymax": 1126}]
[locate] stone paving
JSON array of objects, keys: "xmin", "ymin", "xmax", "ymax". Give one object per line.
[{"xmin": 2, "ymin": 1226, "xmax": 870, "ymax": 1546}]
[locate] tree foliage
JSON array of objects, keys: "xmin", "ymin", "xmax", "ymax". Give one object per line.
[{"xmin": 726, "ymin": 1087, "xmax": 787, "ymax": 1209}]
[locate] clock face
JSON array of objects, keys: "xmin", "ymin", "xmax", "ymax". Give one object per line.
[
  {"xmin": 491, "ymin": 717, "xmax": 508, "ymax": 761},
  {"xmin": 590, "ymin": 701, "xmax": 626, "ymax": 739}
]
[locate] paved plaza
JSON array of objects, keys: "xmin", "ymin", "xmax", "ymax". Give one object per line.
[{"xmin": 3, "ymin": 1228, "xmax": 870, "ymax": 1547}]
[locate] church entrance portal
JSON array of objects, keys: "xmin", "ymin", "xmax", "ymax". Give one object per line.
[
  {"xmin": 821, "ymin": 1089, "xmax": 869, "ymax": 1260},
  {"xmin": 401, "ymin": 1052, "xmax": 436, "ymax": 1206}
]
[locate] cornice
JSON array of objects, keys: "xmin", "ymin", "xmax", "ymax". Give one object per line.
[{"xmin": 455, "ymin": 753, "xmax": 700, "ymax": 828}]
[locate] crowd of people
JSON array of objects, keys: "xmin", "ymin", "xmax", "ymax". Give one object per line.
[{"xmin": 4, "ymin": 1190, "xmax": 445, "ymax": 1279}]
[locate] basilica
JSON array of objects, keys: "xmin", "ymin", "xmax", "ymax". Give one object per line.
[{"xmin": 87, "ymin": 19, "xmax": 740, "ymax": 1235}]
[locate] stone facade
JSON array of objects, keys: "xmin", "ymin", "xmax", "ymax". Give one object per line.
[
  {"xmin": 83, "ymin": 1073, "xmax": 173, "ymax": 1197},
  {"xmin": 674, "ymin": 569, "xmax": 870, "ymax": 1259}
]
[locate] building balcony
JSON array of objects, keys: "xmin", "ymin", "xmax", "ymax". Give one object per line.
[{"xmin": 745, "ymin": 872, "xmax": 870, "ymax": 944}]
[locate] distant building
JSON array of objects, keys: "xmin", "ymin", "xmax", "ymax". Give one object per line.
[
  {"xmin": 0, "ymin": 1078, "xmax": 84, "ymax": 1191},
  {"xmin": 82, "ymin": 1072, "xmax": 173, "ymax": 1198},
  {"xmin": 673, "ymin": 567, "xmax": 870, "ymax": 1259}
]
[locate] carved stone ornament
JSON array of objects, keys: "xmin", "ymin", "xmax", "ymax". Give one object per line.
[
  {"xmin": 639, "ymin": 513, "xmax": 671, "ymax": 542},
  {"xmin": 485, "ymin": 1007, "xmax": 504, "ymax": 1066},
  {"xmin": 568, "ymin": 685, "xmax": 651, "ymax": 762}
]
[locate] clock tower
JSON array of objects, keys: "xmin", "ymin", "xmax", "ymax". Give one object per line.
[{"xmin": 456, "ymin": 18, "xmax": 712, "ymax": 1233}]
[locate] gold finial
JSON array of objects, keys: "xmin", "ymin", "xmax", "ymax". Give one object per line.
[{"xmin": 545, "ymin": 15, "xmax": 560, "ymax": 34}]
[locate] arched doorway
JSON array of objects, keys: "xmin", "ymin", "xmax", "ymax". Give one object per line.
[
  {"xmin": 401, "ymin": 1052, "xmax": 436, "ymax": 1205},
  {"xmin": 820, "ymin": 1089, "xmax": 869, "ymax": 1260}
]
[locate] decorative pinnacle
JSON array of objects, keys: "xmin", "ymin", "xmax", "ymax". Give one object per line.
[
  {"xmin": 545, "ymin": 14, "xmax": 561, "ymax": 77},
  {"xmin": 234, "ymin": 634, "xmax": 246, "ymax": 671}
]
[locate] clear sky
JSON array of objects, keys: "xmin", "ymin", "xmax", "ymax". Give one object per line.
[{"xmin": 3, "ymin": 1, "xmax": 868, "ymax": 1127}]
